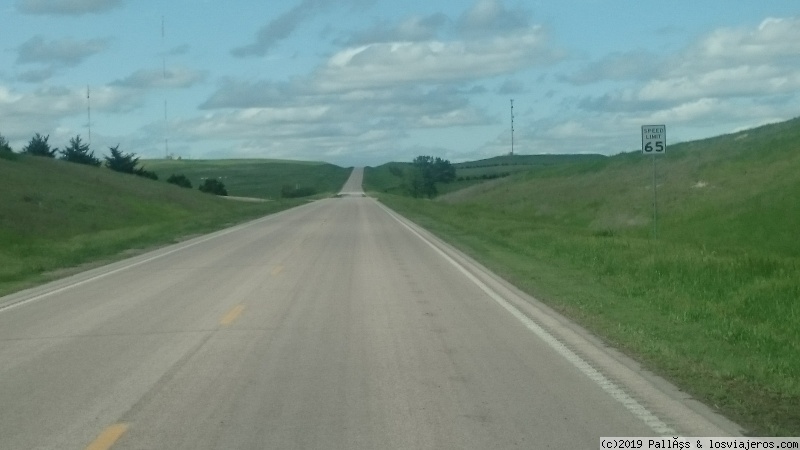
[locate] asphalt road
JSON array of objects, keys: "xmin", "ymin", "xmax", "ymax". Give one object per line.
[{"xmin": 0, "ymin": 168, "xmax": 739, "ymax": 449}]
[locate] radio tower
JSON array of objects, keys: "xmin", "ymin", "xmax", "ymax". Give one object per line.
[{"xmin": 510, "ymin": 99, "xmax": 515, "ymax": 156}]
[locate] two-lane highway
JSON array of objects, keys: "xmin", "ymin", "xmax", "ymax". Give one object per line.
[{"xmin": 0, "ymin": 168, "xmax": 737, "ymax": 449}]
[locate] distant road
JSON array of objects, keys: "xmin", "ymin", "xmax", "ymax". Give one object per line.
[
  {"xmin": 0, "ymin": 168, "xmax": 737, "ymax": 449},
  {"xmin": 337, "ymin": 166, "xmax": 364, "ymax": 196}
]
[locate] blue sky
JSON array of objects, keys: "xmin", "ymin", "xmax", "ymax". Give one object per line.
[{"xmin": 2, "ymin": 0, "xmax": 798, "ymax": 166}]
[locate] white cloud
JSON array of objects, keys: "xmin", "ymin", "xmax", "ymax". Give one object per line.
[
  {"xmin": 313, "ymin": 27, "xmax": 560, "ymax": 91},
  {"xmin": 0, "ymin": 84, "xmax": 142, "ymax": 142},
  {"xmin": 574, "ymin": 16, "xmax": 800, "ymax": 120}
]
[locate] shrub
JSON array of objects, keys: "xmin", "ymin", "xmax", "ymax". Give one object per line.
[
  {"xmin": 199, "ymin": 178, "xmax": 228, "ymax": 196},
  {"xmin": 166, "ymin": 173, "xmax": 192, "ymax": 188}
]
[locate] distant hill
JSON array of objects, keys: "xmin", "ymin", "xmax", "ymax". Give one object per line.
[{"xmin": 143, "ymin": 159, "xmax": 351, "ymax": 200}]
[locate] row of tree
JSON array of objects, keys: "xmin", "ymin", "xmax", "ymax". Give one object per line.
[{"xmin": 1, "ymin": 132, "xmax": 227, "ymax": 195}]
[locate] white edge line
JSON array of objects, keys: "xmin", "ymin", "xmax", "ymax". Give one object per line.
[{"xmin": 376, "ymin": 201, "xmax": 676, "ymax": 436}]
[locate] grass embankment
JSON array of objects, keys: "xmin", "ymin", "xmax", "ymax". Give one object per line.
[
  {"xmin": 0, "ymin": 156, "xmax": 325, "ymax": 297},
  {"xmin": 365, "ymin": 154, "xmax": 606, "ymax": 197},
  {"xmin": 143, "ymin": 158, "xmax": 352, "ymax": 199},
  {"xmin": 364, "ymin": 118, "xmax": 800, "ymax": 436}
]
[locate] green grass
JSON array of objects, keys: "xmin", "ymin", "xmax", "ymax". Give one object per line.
[
  {"xmin": 364, "ymin": 154, "xmax": 609, "ymax": 198},
  {"xmin": 0, "ymin": 156, "xmax": 319, "ymax": 297},
  {"xmin": 454, "ymin": 153, "xmax": 606, "ymax": 168},
  {"xmin": 143, "ymin": 158, "xmax": 352, "ymax": 199},
  {"xmin": 365, "ymin": 117, "xmax": 800, "ymax": 436}
]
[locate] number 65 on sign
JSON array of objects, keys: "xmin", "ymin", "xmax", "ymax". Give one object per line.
[{"xmin": 642, "ymin": 125, "xmax": 666, "ymax": 154}]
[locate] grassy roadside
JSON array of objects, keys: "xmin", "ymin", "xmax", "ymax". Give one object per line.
[
  {"xmin": 0, "ymin": 156, "xmax": 309, "ymax": 297},
  {"xmin": 365, "ymin": 118, "xmax": 800, "ymax": 436}
]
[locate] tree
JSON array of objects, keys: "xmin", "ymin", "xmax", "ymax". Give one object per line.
[
  {"xmin": 0, "ymin": 133, "xmax": 17, "ymax": 161},
  {"xmin": 406, "ymin": 166, "xmax": 437, "ymax": 198},
  {"xmin": 104, "ymin": 144, "xmax": 158, "ymax": 180},
  {"xmin": 0, "ymin": 133, "xmax": 12, "ymax": 153},
  {"xmin": 432, "ymin": 157, "xmax": 456, "ymax": 183},
  {"xmin": 104, "ymin": 144, "xmax": 139, "ymax": 173},
  {"xmin": 60, "ymin": 135, "xmax": 101, "ymax": 166},
  {"xmin": 405, "ymin": 154, "xmax": 454, "ymax": 198},
  {"xmin": 22, "ymin": 133, "xmax": 57, "ymax": 157},
  {"xmin": 199, "ymin": 178, "xmax": 228, "ymax": 196},
  {"xmin": 166, "ymin": 173, "xmax": 192, "ymax": 188}
]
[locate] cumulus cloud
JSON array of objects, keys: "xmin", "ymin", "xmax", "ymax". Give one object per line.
[
  {"xmin": 575, "ymin": 17, "xmax": 800, "ymax": 116},
  {"xmin": 201, "ymin": 78, "xmax": 487, "ymax": 129},
  {"xmin": 112, "ymin": 67, "xmax": 207, "ymax": 89},
  {"xmin": 200, "ymin": 1, "xmax": 562, "ymax": 162},
  {"xmin": 0, "ymin": 84, "xmax": 142, "ymax": 141},
  {"xmin": 16, "ymin": 0, "xmax": 123, "ymax": 15},
  {"xmin": 16, "ymin": 35, "xmax": 110, "ymax": 67},
  {"xmin": 343, "ymin": 13, "xmax": 448, "ymax": 45},
  {"xmin": 313, "ymin": 27, "xmax": 560, "ymax": 92}
]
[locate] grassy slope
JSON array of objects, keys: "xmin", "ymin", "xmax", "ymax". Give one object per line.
[
  {"xmin": 366, "ymin": 117, "xmax": 800, "ymax": 436},
  {"xmin": 364, "ymin": 155, "xmax": 607, "ymax": 197},
  {"xmin": 143, "ymin": 158, "xmax": 352, "ymax": 199},
  {"xmin": 0, "ymin": 156, "xmax": 326, "ymax": 297}
]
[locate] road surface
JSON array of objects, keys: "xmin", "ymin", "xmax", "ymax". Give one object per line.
[{"xmin": 0, "ymin": 168, "xmax": 738, "ymax": 449}]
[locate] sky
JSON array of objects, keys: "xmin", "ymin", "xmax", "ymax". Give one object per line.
[{"xmin": 1, "ymin": 0, "xmax": 798, "ymax": 166}]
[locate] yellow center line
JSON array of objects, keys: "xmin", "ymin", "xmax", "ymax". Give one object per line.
[
  {"xmin": 220, "ymin": 304, "xmax": 245, "ymax": 326},
  {"xmin": 86, "ymin": 423, "xmax": 128, "ymax": 450},
  {"xmin": 271, "ymin": 265, "xmax": 284, "ymax": 276}
]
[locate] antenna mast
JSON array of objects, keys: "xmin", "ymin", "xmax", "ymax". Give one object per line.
[
  {"xmin": 510, "ymin": 99, "xmax": 515, "ymax": 156},
  {"xmin": 87, "ymin": 85, "xmax": 92, "ymax": 145}
]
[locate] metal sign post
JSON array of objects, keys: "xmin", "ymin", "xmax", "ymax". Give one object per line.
[{"xmin": 642, "ymin": 125, "xmax": 666, "ymax": 239}]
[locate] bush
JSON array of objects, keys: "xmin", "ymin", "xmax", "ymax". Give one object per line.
[
  {"xmin": 166, "ymin": 173, "xmax": 192, "ymax": 188},
  {"xmin": 199, "ymin": 178, "xmax": 228, "ymax": 196},
  {"xmin": 135, "ymin": 168, "xmax": 158, "ymax": 180}
]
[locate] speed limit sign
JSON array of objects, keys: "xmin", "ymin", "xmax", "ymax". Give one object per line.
[{"xmin": 642, "ymin": 125, "xmax": 666, "ymax": 154}]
